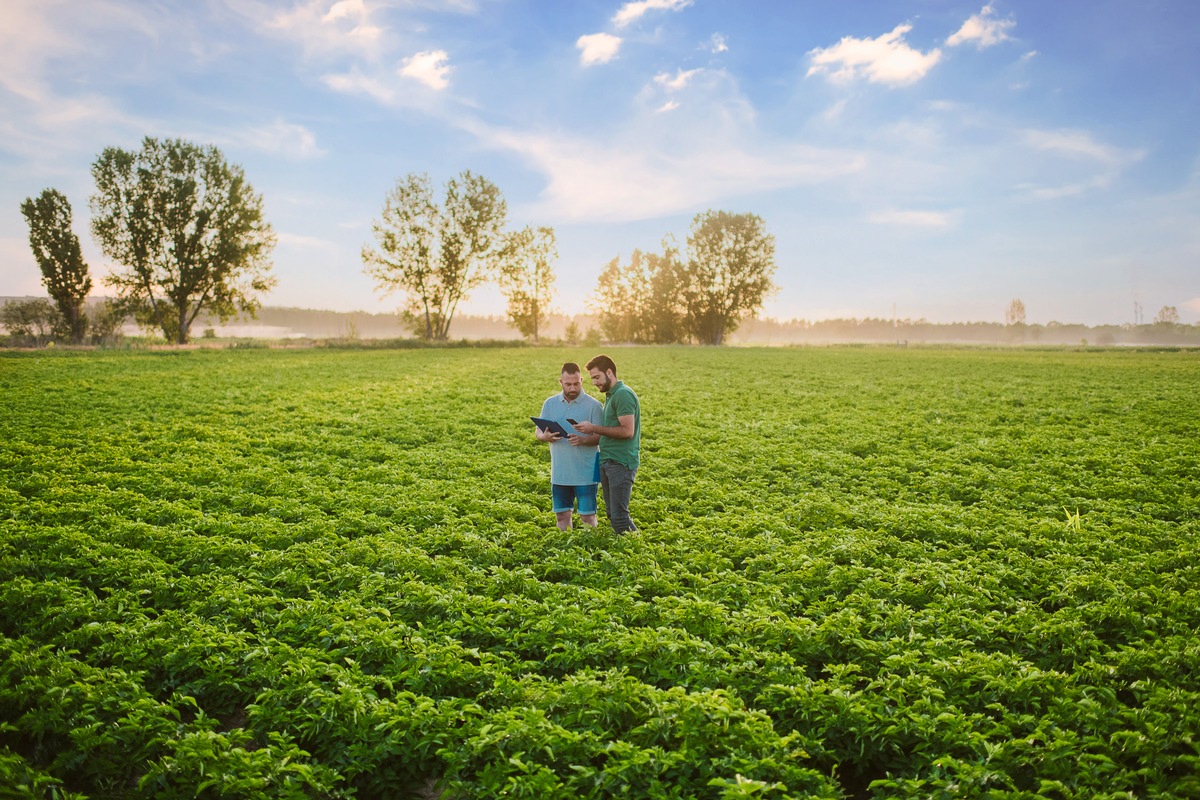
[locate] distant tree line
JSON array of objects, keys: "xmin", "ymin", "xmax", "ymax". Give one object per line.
[
  {"xmin": 727, "ymin": 315, "xmax": 1200, "ymax": 347},
  {"xmin": 9, "ymin": 140, "xmax": 1196, "ymax": 348},
  {"xmin": 361, "ymin": 172, "xmax": 778, "ymax": 344}
]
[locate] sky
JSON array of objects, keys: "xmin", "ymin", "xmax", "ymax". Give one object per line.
[{"xmin": 2, "ymin": 0, "xmax": 1198, "ymax": 326}]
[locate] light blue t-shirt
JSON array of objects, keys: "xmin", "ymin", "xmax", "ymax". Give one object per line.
[{"xmin": 539, "ymin": 391, "xmax": 603, "ymax": 486}]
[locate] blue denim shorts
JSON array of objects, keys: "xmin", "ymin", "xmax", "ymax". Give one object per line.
[{"xmin": 551, "ymin": 483, "xmax": 598, "ymax": 515}]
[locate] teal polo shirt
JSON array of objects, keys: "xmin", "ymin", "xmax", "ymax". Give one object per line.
[{"xmin": 600, "ymin": 380, "xmax": 641, "ymax": 470}]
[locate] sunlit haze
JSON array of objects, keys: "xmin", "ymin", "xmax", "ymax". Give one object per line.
[{"xmin": 2, "ymin": 0, "xmax": 1198, "ymax": 325}]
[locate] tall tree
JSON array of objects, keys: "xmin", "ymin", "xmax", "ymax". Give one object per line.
[
  {"xmin": 1005, "ymin": 298, "xmax": 1026, "ymax": 326},
  {"xmin": 589, "ymin": 245, "xmax": 686, "ymax": 344},
  {"xmin": 498, "ymin": 225, "xmax": 557, "ymax": 342},
  {"xmin": 642, "ymin": 242, "xmax": 687, "ymax": 344},
  {"xmin": 363, "ymin": 170, "xmax": 507, "ymax": 341},
  {"xmin": 590, "ymin": 250, "xmax": 651, "ymax": 343},
  {"xmin": 1154, "ymin": 305, "xmax": 1180, "ymax": 326},
  {"xmin": 681, "ymin": 210, "xmax": 777, "ymax": 345},
  {"xmin": 90, "ymin": 137, "xmax": 276, "ymax": 344},
  {"xmin": 19, "ymin": 189, "xmax": 92, "ymax": 343}
]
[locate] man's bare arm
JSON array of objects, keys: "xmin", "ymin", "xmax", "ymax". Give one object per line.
[{"xmin": 574, "ymin": 414, "xmax": 635, "ymax": 439}]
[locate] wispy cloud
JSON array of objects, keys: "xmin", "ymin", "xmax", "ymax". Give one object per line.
[
  {"xmin": 710, "ymin": 33, "xmax": 728, "ymax": 54},
  {"xmin": 947, "ymin": 4, "xmax": 1016, "ymax": 48},
  {"xmin": 869, "ymin": 209, "xmax": 957, "ymax": 228},
  {"xmin": 1019, "ymin": 176, "xmax": 1113, "ymax": 200},
  {"xmin": 236, "ymin": 120, "xmax": 326, "ymax": 159},
  {"xmin": 808, "ymin": 23, "xmax": 942, "ymax": 87},
  {"xmin": 401, "ymin": 50, "xmax": 451, "ymax": 90},
  {"xmin": 612, "ymin": 0, "xmax": 692, "ymax": 29},
  {"xmin": 323, "ymin": 68, "xmax": 398, "ymax": 104},
  {"xmin": 460, "ymin": 118, "xmax": 866, "ymax": 223},
  {"xmin": 820, "ymin": 99, "xmax": 848, "ymax": 123},
  {"xmin": 1022, "ymin": 128, "xmax": 1139, "ymax": 165},
  {"xmin": 0, "ymin": 0, "xmax": 161, "ymax": 85},
  {"xmin": 277, "ymin": 231, "xmax": 340, "ymax": 250},
  {"xmin": 0, "ymin": 0, "xmax": 158, "ymax": 157},
  {"xmin": 656, "ymin": 100, "xmax": 680, "ymax": 113},
  {"xmin": 577, "ymin": 33, "xmax": 622, "ymax": 66},
  {"xmin": 0, "ymin": 0, "xmax": 66, "ymax": 101},
  {"xmin": 1017, "ymin": 128, "xmax": 1146, "ymax": 199}
]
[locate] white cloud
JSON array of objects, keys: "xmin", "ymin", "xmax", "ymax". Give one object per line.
[
  {"xmin": 808, "ymin": 23, "xmax": 942, "ymax": 87},
  {"xmin": 869, "ymin": 209, "xmax": 956, "ymax": 228},
  {"xmin": 656, "ymin": 100, "xmax": 680, "ymax": 113},
  {"xmin": 612, "ymin": 0, "xmax": 693, "ymax": 29},
  {"xmin": 710, "ymin": 33, "xmax": 728, "ymax": 53},
  {"xmin": 577, "ymin": 33, "xmax": 622, "ymax": 66},
  {"xmin": 263, "ymin": 0, "xmax": 386, "ymax": 59},
  {"xmin": 947, "ymin": 4, "xmax": 1016, "ymax": 48},
  {"xmin": 322, "ymin": 0, "xmax": 364, "ymax": 23},
  {"xmin": 401, "ymin": 50, "xmax": 451, "ymax": 90},
  {"xmin": 654, "ymin": 68, "xmax": 701, "ymax": 91},
  {"xmin": 1183, "ymin": 297, "xmax": 1200, "ymax": 314},
  {"xmin": 322, "ymin": 59, "xmax": 454, "ymax": 110}
]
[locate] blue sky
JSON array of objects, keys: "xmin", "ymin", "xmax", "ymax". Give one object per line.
[{"xmin": 2, "ymin": 0, "xmax": 1198, "ymax": 325}]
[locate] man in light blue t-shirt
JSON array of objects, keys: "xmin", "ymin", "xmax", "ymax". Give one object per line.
[{"xmin": 534, "ymin": 362, "xmax": 604, "ymax": 530}]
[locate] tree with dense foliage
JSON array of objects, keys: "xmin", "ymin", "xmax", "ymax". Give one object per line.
[
  {"xmin": 590, "ymin": 246, "xmax": 686, "ymax": 344},
  {"xmin": 642, "ymin": 241, "xmax": 687, "ymax": 344},
  {"xmin": 363, "ymin": 170, "xmax": 507, "ymax": 341},
  {"xmin": 0, "ymin": 298, "xmax": 59, "ymax": 346},
  {"xmin": 90, "ymin": 137, "xmax": 276, "ymax": 344},
  {"xmin": 88, "ymin": 299, "xmax": 128, "ymax": 346},
  {"xmin": 498, "ymin": 225, "xmax": 557, "ymax": 342},
  {"xmin": 19, "ymin": 189, "xmax": 92, "ymax": 343},
  {"xmin": 1154, "ymin": 305, "xmax": 1180, "ymax": 326},
  {"xmin": 591, "ymin": 250, "xmax": 648, "ymax": 343},
  {"xmin": 681, "ymin": 210, "xmax": 777, "ymax": 345}
]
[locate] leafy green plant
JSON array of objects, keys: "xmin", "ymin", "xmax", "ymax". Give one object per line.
[{"xmin": 2, "ymin": 346, "xmax": 1198, "ymax": 798}]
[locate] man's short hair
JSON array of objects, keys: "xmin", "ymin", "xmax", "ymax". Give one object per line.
[
  {"xmin": 561, "ymin": 362, "xmax": 581, "ymax": 375},
  {"xmin": 586, "ymin": 354, "xmax": 617, "ymax": 375}
]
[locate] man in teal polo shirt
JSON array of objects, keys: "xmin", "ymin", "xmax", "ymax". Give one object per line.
[{"xmin": 573, "ymin": 354, "xmax": 641, "ymax": 534}]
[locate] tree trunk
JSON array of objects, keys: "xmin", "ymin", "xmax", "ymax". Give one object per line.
[
  {"xmin": 176, "ymin": 304, "xmax": 190, "ymax": 344},
  {"xmin": 68, "ymin": 303, "xmax": 87, "ymax": 345}
]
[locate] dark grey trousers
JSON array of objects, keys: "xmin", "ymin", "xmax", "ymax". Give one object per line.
[{"xmin": 599, "ymin": 460, "xmax": 638, "ymax": 533}]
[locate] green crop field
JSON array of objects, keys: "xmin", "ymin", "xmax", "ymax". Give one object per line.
[{"xmin": 2, "ymin": 346, "xmax": 1198, "ymax": 799}]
